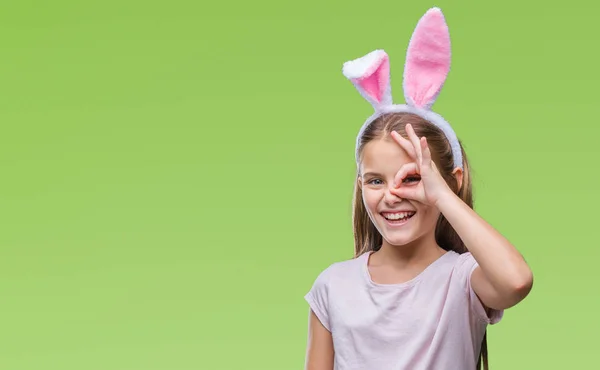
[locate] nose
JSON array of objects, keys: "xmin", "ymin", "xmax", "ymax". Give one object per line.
[{"xmin": 383, "ymin": 183, "xmax": 402, "ymax": 205}]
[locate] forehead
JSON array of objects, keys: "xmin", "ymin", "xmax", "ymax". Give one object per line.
[{"xmin": 360, "ymin": 138, "xmax": 412, "ymax": 175}]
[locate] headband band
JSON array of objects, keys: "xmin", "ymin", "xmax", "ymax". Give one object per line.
[{"xmin": 342, "ymin": 7, "xmax": 463, "ymax": 170}]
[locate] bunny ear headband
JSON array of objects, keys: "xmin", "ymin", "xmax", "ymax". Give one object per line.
[{"xmin": 342, "ymin": 7, "xmax": 463, "ymax": 170}]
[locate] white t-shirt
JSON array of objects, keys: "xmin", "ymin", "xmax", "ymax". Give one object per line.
[{"xmin": 305, "ymin": 250, "xmax": 503, "ymax": 370}]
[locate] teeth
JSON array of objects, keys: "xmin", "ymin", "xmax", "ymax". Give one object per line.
[{"xmin": 383, "ymin": 212, "xmax": 415, "ymax": 220}]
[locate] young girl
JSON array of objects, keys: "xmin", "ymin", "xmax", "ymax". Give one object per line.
[{"xmin": 304, "ymin": 7, "xmax": 533, "ymax": 370}]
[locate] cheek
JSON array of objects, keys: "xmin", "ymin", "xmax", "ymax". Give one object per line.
[
  {"xmin": 362, "ymin": 189, "xmax": 382, "ymax": 212},
  {"xmin": 418, "ymin": 207, "xmax": 441, "ymax": 225}
]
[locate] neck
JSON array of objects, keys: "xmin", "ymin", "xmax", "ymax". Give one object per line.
[{"xmin": 375, "ymin": 232, "xmax": 446, "ymax": 267}]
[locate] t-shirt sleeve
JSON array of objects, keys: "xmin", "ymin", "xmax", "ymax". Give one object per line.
[
  {"xmin": 457, "ymin": 252, "xmax": 503, "ymax": 325},
  {"xmin": 304, "ymin": 265, "xmax": 333, "ymax": 332}
]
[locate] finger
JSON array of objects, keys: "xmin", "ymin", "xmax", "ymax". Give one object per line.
[
  {"xmin": 390, "ymin": 131, "xmax": 417, "ymax": 159},
  {"xmin": 405, "ymin": 124, "xmax": 423, "ymax": 164},
  {"xmin": 390, "ymin": 186, "xmax": 421, "ymax": 202},
  {"xmin": 420, "ymin": 136, "xmax": 433, "ymax": 168},
  {"xmin": 393, "ymin": 162, "xmax": 419, "ymax": 188}
]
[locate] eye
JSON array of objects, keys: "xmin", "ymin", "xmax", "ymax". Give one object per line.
[
  {"xmin": 403, "ymin": 176, "xmax": 421, "ymax": 183},
  {"xmin": 367, "ymin": 178, "xmax": 384, "ymax": 185}
]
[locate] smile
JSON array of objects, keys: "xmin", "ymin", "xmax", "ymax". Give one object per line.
[{"xmin": 381, "ymin": 211, "xmax": 416, "ymax": 226}]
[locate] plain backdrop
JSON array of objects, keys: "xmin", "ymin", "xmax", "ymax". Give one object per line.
[{"xmin": 0, "ymin": 0, "xmax": 597, "ymax": 369}]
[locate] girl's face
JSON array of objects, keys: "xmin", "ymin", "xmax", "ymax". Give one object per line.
[{"xmin": 359, "ymin": 137, "xmax": 440, "ymax": 248}]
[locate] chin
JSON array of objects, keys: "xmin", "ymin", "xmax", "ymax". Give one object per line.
[
  {"xmin": 381, "ymin": 233, "xmax": 417, "ymax": 248},
  {"xmin": 375, "ymin": 217, "xmax": 419, "ymax": 247}
]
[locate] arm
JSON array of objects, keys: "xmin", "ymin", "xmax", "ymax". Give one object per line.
[
  {"xmin": 390, "ymin": 125, "xmax": 533, "ymax": 310},
  {"xmin": 435, "ymin": 191, "xmax": 534, "ymax": 310},
  {"xmin": 305, "ymin": 309, "xmax": 334, "ymax": 370}
]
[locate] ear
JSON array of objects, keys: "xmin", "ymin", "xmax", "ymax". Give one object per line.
[
  {"xmin": 452, "ymin": 167, "xmax": 463, "ymax": 191},
  {"xmin": 403, "ymin": 8, "xmax": 451, "ymax": 110},
  {"xmin": 343, "ymin": 49, "xmax": 392, "ymax": 111}
]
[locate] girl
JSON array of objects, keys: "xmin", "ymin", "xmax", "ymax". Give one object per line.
[{"xmin": 304, "ymin": 7, "xmax": 533, "ymax": 370}]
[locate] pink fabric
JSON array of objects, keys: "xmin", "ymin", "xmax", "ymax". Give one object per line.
[
  {"xmin": 354, "ymin": 54, "xmax": 390, "ymax": 104},
  {"xmin": 403, "ymin": 8, "xmax": 451, "ymax": 109},
  {"xmin": 305, "ymin": 251, "xmax": 503, "ymax": 370}
]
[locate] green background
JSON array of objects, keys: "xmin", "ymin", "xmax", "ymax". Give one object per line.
[{"xmin": 0, "ymin": 0, "xmax": 596, "ymax": 369}]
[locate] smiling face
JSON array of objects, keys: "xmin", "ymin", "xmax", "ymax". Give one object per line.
[{"xmin": 359, "ymin": 136, "xmax": 440, "ymax": 249}]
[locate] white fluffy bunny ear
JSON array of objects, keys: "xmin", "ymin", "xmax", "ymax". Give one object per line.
[
  {"xmin": 342, "ymin": 50, "xmax": 392, "ymax": 111},
  {"xmin": 403, "ymin": 7, "xmax": 451, "ymax": 110}
]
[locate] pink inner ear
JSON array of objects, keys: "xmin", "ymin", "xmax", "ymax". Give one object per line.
[
  {"xmin": 355, "ymin": 56, "xmax": 389, "ymax": 104},
  {"xmin": 404, "ymin": 9, "xmax": 451, "ymax": 109}
]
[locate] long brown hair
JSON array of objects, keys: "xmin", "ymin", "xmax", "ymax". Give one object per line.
[{"xmin": 351, "ymin": 112, "xmax": 489, "ymax": 369}]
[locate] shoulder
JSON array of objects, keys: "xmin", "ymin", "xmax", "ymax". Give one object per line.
[
  {"xmin": 429, "ymin": 251, "xmax": 478, "ymax": 287},
  {"xmin": 304, "ymin": 254, "xmax": 366, "ymax": 332},
  {"xmin": 309, "ymin": 254, "xmax": 365, "ymax": 287},
  {"xmin": 306, "ymin": 253, "xmax": 367, "ymax": 298},
  {"xmin": 451, "ymin": 251, "xmax": 479, "ymax": 276},
  {"xmin": 425, "ymin": 250, "xmax": 476, "ymax": 273}
]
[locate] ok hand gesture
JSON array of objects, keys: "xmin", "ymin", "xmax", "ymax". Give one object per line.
[{"xmin": 389, "ymin": 124, "xmax": 456, "ymax": 207}]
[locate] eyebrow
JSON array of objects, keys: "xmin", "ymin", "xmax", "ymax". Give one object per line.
[{"xmin": 361, "ymin": 172, "xmax": 381, "ymax": 178}]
